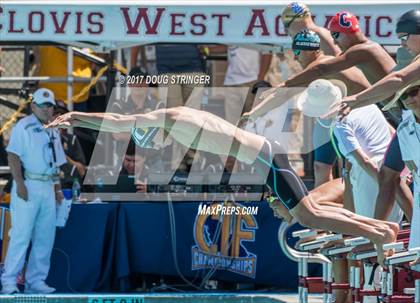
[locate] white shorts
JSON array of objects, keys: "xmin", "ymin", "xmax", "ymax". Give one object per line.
[{"xmin": 350, "ymin": 156, "xmax": 403, "ymax": 222}]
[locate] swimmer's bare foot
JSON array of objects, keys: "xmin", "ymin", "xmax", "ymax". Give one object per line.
[
  {"xmin": 374, "ymin": 226, "xmax": 398, "ymax": 266},
  {"xmin": 386, "ymin": 221, "xmax": 400, "ymax": 236}
]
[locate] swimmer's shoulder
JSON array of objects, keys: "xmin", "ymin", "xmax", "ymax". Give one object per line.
[{"xmin": 346, "ymin": 41, "xmax": 377, "ymax": 54}]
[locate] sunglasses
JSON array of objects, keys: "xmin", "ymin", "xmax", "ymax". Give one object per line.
[
  {"xmin": 331, "ymin": 32, "xmax": 340, "ymax": 40},
  {"xmin": 400, "ymin": 86, "xmax": 420, "ymax": 101},
  {"xmin": 293, "ymin": 49, "xmax": 301, "ymax": 56},
  {"xmin": 399, "ymin": 34, "xmax": 410, "ymax": 42},
  {"xmin": 35, "ymin": 102, "xmax": 54, "ymax": 109}
]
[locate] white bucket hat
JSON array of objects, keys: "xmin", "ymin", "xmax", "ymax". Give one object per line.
[{"xmin": 297, "ymin": 79, "xmax": 347, "ymax": 117}]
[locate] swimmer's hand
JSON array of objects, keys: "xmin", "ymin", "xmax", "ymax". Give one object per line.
[
  {"xmin": 321, "ymin": 100, "xmax": 352, "ymax": 120},
  {"xmin": 257, "ymin": 83, "xmax": 285, "ymax": 103},
  {"xmin": 45, "ymin": 112, "xmax": 79, "ymax": 129}
]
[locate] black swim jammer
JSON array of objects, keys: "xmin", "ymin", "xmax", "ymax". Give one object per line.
[{"xmin": 254, "ymin": 140, "xmax": 309, "ymax": 210}]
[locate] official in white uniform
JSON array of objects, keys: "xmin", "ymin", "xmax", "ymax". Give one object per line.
[
  {"xmin": 397, "ymin": 86, "xmax": 420, "ymax": 259},
  {"xmin": 334, "ymin": 103, "xmax": 403, "ymax": 223},
  {"xmin": 1, "ymin": 88, "xmax": 67, "ymax": 294}
]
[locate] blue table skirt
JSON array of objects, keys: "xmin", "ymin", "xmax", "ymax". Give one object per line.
[
  {"xmin": 1, "ymin": 201, "xmax": 318, "ymax": 292},
  {"xmin": 47, "ymin": 203, "xmax": 119, "ymax": 292},
  {"xmin": 115, "ymin": 202, "xmax": 312, "ymax": 290}
]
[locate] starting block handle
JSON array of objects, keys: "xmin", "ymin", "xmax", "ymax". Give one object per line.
[
  {"xmin": 344, "ymin": 237, "xmax": 370, "ymax": 246},
  {"xmin": 383, "ymin": 242, "xmax": 404, "ymax": 251},
  {"xmin": 292, "ymin": 229, "xmax": 317, "ymax": 239}
]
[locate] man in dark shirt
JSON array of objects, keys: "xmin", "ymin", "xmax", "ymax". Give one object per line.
[
  {"xmin": 115, "ymin": 140, "xmax": 148, "ymax": 193},
  {"xmin": 54, "ymin": 105, "xmax": 86, "ymax": 188}
]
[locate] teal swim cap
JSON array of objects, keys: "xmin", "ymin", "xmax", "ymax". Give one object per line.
[{"xmin": 292, "ymin": 29, "xmax": 321, "ymax": 51}]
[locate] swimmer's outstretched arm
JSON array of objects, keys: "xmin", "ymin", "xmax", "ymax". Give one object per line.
[
  {"xmin": 285, "ymin": 50, "xmax": 362, "ymax": 87},
  {"xmin": 48, "ymin": 107, "xmax": 266, "ymax": 164},
  {"xmin": 243, "ymin": 85, "xmax": 300, "ymax": 121},
  {"xmin": 343, "ymin": 59, "xmax": 420, "ymax": 109},
  {"xmin": 48, "ymin": 111, "xmax": 137, "ymax": 132}
]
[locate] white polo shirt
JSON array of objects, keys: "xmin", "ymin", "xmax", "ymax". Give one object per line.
[
  {"xmin": 333, "ymin": 105, "xmax": 403, "ymax": 221},
  {"xmin": 6, "ymin": 114, "xmax": 67, "ymax": 176},
  {"xmin": 397, "ymin": 110, "xmax": 420, "ymax": 249},
  {"xmin": 334, "ymin": 105, "xmax": 391, "ymax": 160}
]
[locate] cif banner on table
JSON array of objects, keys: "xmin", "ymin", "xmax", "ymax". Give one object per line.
[
  {"xmin": 191, "ymin": 201, "xmax": 258, "ymax": 279},
  {"xmin": 0, "ymin": 1, "xmax": 417, "ymax": 48}
]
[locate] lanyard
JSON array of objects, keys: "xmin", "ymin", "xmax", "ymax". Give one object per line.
[
  {"xmin": 328, "ymin": 120, "xmax": 343, "ymax": 160},
  {"xmin": 35, "ymin": 115, "xmax": 59, "ymax": 176},
  {"xmin": 47, "ymin": 129, "xmax": 58, "ymax": 170}
]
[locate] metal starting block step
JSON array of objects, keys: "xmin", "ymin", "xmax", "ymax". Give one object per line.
[
  {"xmin": 322, "ymin": 236, "xmax": 376, "ymax": 256},
  {"xmin": 344, "ymin": 237, "xmax": 370, "ymax": 247},
  {"xmin": 409, "ymin": 247, "xmax": 420, "ymax": 254},
  {"xmin": 401, "ymin": 221, "xmax": 411, "ymax": 229},
  {"xmin": 350, "ymin": 242, "xmax": 404, "ymax": 261},
  {"xmin": 292, "ymin": 229, "xmax": 317, "ymax": 239},
  {"xmin": 348, "ymin": 249, "xmax": 378, "ymax": 261},
  {"xmin": 349, "ymin": 241, "xmax": 407, "ymax": 261},
  {"xmin": 403, "ymin": 288, "xmax": 415, "ymax": 295},
  {"xmin": 297, "ymin": 234, "xmax": 343, "ymax": 251},
  {"xmin": 321, "ymin": 244, "xmax": 354, "ymax": 256},
  {"xmin": 385, "ymin": 248, "xmax": 420, "ymax": 266},
  {"xmin": 383, "ymin": 242, "xmax": 405, "ymax": 251}
]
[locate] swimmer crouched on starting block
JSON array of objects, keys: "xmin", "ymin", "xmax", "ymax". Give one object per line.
[{"xmin": 47, "ymin": 81, "xmax": 399, "ymax": 265}]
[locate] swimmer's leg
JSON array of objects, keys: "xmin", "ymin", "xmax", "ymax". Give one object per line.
[
  {"xmin": 289, "ymin": 197, "xmax": 397, "ymax": 265},
  {"xmin": 309, "ymin": 178, "xmax": 344, "ymax": 207},
  {"xmin": 257, "ymin": 145, "xmax": 397, "ymax": 265}
]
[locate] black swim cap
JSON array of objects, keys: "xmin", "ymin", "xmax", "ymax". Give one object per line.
[{"xmin": 396, "ymin": 9, "xmax": 420, "ymax": 34}]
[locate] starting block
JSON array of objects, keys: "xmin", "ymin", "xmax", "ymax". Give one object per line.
[
  {"xmin": 382, "ymin": 247, "xmax": 420, "ymax": 303},
  {"xmin": 278, "ymin": 222, "xmax": 332, "ymax": 303},
  {"xmin": 296, "ymin": 233, "xmax": 343, "ymax": 252}
]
